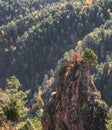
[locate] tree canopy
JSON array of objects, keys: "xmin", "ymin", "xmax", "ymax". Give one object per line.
[{"xmin": 82, "ymin": 48, "xmax": 98, "ymax": 68}]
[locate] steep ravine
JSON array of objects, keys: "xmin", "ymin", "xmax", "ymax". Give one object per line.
[{"xmin": 41, "ymin": 51, "xmax": 108, "ymax": 130}]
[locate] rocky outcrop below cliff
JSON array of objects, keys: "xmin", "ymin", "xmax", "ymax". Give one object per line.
[{"xmin": 41, "ymin": 51, "xmax": 108, "ymax": 130}]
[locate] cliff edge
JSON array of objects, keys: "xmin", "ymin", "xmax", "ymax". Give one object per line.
[{"xmin": 42, "ymin": 49, "xmax": 108, "ymax": 130}]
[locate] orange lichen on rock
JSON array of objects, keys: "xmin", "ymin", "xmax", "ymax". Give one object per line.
[{"xmin": 69, "ymin": 51, "xmax": 81, "ymax": 64}]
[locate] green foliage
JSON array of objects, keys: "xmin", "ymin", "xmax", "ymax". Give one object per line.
[
  {"xmin": 84, "ymin": 100, "xmax": 108, "ymax": 130},
  {"xmin": 0, "ymin": 0, "xmax": 111, "ymax": 92},
  {"xmin": 94, "ymin": 100, "xmax": 108, "ymax": 130},
  {"xmin": 0, "ymin": 0, "xmax": 112, "ymax": 128},
  {"xmin": 19, "ymin": 119, "xmax": 36, "ymax": 130},
  {"xmin": 32, "ymin": 117, "xmax": 42, "ymax": 130},
  {"xmin": 106, "ymin": 108, "xmax": 112, "ymax": 130},
  {"xmin": 6, "ymin": 75, "xmax": 21, "ymax": 90},
  {"xmin": 82, "ymin": 48, "xmax": 98, "ymax": 68},
  {"xmin": 82, "ymin": 26, "xmax": 112, "ymax": 105},
  {"xmin": 32, "ymin": 91, "xmax": 44, "ymax": 119},
  {"xmin": 6, "ymin": 76, "xmax": 29, "ymax": 103},
  {"xmin": 0, "ymin": 76, "xmax": 29, "ymax": 124},
  {"xmin": 101, "ymin": 19, "xmax": 112, "ymax": 29},
  {"xmin": 3, "ymin": 98, "xmax": 22, "ymax": 122}
]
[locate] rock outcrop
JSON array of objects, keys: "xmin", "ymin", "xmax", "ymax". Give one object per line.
[{"xmin": 42, "ymin": 51, "xmax": 108, "ymax": 130}]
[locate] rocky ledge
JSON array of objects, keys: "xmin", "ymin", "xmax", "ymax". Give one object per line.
[{"xmin": 42, "ymin": 50, "xmax": 108, "ymax": 130}]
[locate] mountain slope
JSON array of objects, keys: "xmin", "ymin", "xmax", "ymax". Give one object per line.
[
  {"xmin": 0, "ymin": 0, "xmax": 111, "ymax": 92},
  {"xmin": 81, "ymin": 25, "xmax": 112, "ymax": 105}
]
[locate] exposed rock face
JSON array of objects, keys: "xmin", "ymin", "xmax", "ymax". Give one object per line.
[{"xmin": 42, "ymin": 58, "xmax": 108, "ymax": 130}]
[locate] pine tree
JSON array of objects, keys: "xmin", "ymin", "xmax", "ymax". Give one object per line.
[
  {"xmin": 3, "ymin": 98, "xmax": 21, "ymax": 122},
  {"xmin": 82, "ymin": 48, "xmax": 98, "ymax": 68}
]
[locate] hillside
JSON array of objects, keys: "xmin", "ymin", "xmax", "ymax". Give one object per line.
[
  {"xmin": 82, "ymin": 22, "xmax": 112, "ymax": 105},
  {"xmin": 0, "ymin": 0, "xmax": 111, "ymax": 92},
  {"xmin": 0, "ymin": 0, "xmax": 64, "ymax": 26},
  {"xmin": 0, "ymin": 0, "xmax": 112, "ymax": 129},
  {"xmin": 41, "ymin": 1, "xmax": 112, "ymax": 106}
]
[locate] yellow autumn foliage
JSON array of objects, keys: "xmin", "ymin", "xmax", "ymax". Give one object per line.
[
  {"xmin": 86, "ymin": 0, "xmax": 93, "ymax": 4},
  {"xmin": 77, "ymin": 40, "xmax": 82, "ymax": 46}
]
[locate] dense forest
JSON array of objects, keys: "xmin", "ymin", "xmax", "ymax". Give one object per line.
[{"xmin": 0, "ymin": 0, "xmax": 112, "ymax": 129}]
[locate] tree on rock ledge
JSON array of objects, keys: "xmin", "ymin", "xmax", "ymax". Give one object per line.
[{"xmin": 82, "ymin": 48, "xmax": 98, "ymax": 68}]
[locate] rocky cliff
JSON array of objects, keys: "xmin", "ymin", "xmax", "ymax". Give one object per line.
[{"xmin": 41, "ymin": 50, "xmax": 108, "ymax": 130}]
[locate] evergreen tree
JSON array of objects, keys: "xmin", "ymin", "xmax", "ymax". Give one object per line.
[
  {"xmin": 82, "ymin": 48, "xmax": 98, "ymax": 68},
  {"xmin": 6, "ymin": 75, "xmax": 29, "ymax": 105},
  {"xmin": 3, "ymin": 98, "xmax": 22, "ymax": 122},
  {"xmin": 3, "ymin": 76, "xmax": 29, "ymax": 122}
]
